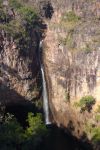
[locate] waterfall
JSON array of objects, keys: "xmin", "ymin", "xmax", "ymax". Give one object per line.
[
  {"xmin": 39, "ymin": 40, "xmax": 51, "ymax": 125},
  {"xmin": 41, "ymin": 66, "xmax": 51, "ymax": 125}
]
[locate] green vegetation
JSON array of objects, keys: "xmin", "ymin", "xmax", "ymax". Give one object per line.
[
  {"xmin": 60, "ymin": 11, "xmax": 81, "ymax": 31},
  {"xmin": 73, "ymin": 101, "xmax": 80, "ymax": 108},
  {"xmin": 79, "ymin": 95, "xmax": 96, "ymax": 112},
  {"xmin": 85, "ymin": 122, "xmax": 100, "ymax": 144},
  {"xmin": 83, "ymin": 44, "xmax": 92, "ymax": 54},
  {"xmin": 62, "ymin": 11, "xmax": 81, "ymax": 22},
  {"xmin": 0, "ymin": 115, "xmax": 24, "ymax": 149},
  {"xmin": 0, "ymin": 1, "xmax": 48, "ymax": 147},
  {"xmin": 25, "ymin": 113, "xmax": 47, "ymax": 138},
  {"xmin": 92, "ymin": 127, "xmax": 100, "ymax": 143},
  {"xmin": 95, "ymin": 114, "xmax": 100, "ymax": 122},
  {"xmin": 95, "ymin": 105, "xmax": 100, "ymax": 123},
  {"xmin": 0, "ymin": 8, "xmax": 6, "ymax": 22},
  {"xmin": 79, "ymin": 96, "xmax": 95, "ymax": 107},
  {"xmin": 9, "ymin": 0, "xmax": 22, "ymax": 9},
  {"xmin": 0, "ymin": 0, "xmax": 42, "ymax": 56},
  {"xmin": 18, "ymin": 6, "xmax": 37, "ymax": 26},
  {"xmin": 0, "ymin": 112, "xmax": 48, "ymax": 150},
  {"xmin": 74, "ymin": 96, "xmax": 96, "ymax": 112}
]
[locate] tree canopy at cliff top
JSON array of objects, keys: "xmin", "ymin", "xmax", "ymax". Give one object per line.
[{"xmin": 0, "ymin": 0, "xmax": 42, "ymax": 56}]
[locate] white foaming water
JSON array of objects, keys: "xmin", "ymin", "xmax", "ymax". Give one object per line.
[
  {"xmin": 39, "ymin": 40, "xmax": 51, "ymax": 125},
  {"xmin": 41, "ymin": 66, "xmax": 51, "ymax": 125}
]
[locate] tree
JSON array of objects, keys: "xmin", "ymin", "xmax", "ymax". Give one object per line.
[
  {"xmin": 0, "ymin": 112, "xmax": 48, "ymax": 150},
  {"xmin": 79, "ymin": 96, "xmax": 96, "ymax": 112}
]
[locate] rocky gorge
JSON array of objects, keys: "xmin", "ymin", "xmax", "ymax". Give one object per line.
[{"xmin": 0, "ymin": 0, "xmax": 100, "ymax": 149}]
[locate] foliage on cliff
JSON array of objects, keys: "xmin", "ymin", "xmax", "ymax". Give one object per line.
[
  {"xmin": 0, "ymin": 0, "xmax": 42, "ymax": 56},
  {"xmin": 0, "ymin": 112, "xmax": 48, "ymax": 150},
  {"xmin": 79, "ymin": 96, "xmax": 96, "ymax": 112}
]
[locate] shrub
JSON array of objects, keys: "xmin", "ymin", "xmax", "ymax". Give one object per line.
[
  {"xmin": 9, "ymin": 0, "xmax": 22, "ymax": 9},
  {"xmin": 92, "ymin": 127, "xmax": 100, "ymax": 143},
  {"xmin": 0, "ymin": 114, "xmax": 24, "ymax": 149},
  {"xmin": 25, "ymin": 112, "xmax": 47, "ymax": 138},
  {"xmin": 0, "ymin": 112, "xmax": 48, "ymax": 149},
  {"xmin": 73, "ymin": 102, "xmax": 80, "ymax": 108},
  {"xmin": 95, "ymin": 114, "xmax": 100, "ymax": 122},
  {"xmin": 18, "ymin": 6, "xmax": 37, "ymax": 27},
  {"xmin": 79, "ymin": 95, "xmax": 96, "ymax": 112},
  {"xmin": 0, "ymin": 9, "xmax": 6, "ymax": 23},
  {"xmin": 23, "ymin": 113, "xmax": 48, "ymax": 149},
  {"xmin": 0, "ymin": 0, "xmax": 40, "ymax": 56},
  {"xmin": 85, "ymin": 123, "xmax": 100, "ymax": 143},
  {"xmin": 62, "ymin": 11, "xmax": 81, "ymax": 22}
]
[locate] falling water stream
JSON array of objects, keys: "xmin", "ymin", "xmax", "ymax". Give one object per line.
[
  {"xmin": 39, "ymin": 40, "xmax": 51, "ymax": 125},
  {"xmin": 41, "ymin": 66, "xmax": 51, "ymax": 125}
]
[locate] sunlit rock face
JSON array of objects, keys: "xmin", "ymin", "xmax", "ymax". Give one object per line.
[
  {"xmin": 0, "ymin": 30, "xmax": 40, "ymax": 104},
  {"xmin": 0, "ymin": 0, "xmax": 100, "ymax": 147},
  {"xmin": 43, "ymin": 0, "xmax": 100, "ymax": 142}
]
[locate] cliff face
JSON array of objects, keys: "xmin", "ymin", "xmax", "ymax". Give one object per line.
[
  {"xmin": 44, "ymin": 0, "xmax": 100, "ymax": 144},
  {"xmin": 0, "ymin": 0, "xmax": 100, "ymax": 147},
  {"xmin": 0, "ymin": 0, "xmax": 47, "ymax": 106},
  {"xmin": 0, "ymin": 30, "xmax": 40, "ymax": 105}
]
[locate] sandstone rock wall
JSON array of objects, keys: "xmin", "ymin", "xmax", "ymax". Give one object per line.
[
  {"xmin": 0, "ymin": 30, "xmax": 40, "ymax": 104},
  {"xmin": 44, "ymin": 0, "xmax": 100, "ymax": 141}
]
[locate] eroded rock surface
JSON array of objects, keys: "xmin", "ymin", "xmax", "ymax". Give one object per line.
[
  {"xmin": 43, "ymin": 0, "xmax": 100, "ymax": 145},
  {"xmin": 0, "ymin": 31, "xmax": 40, "ymax": 104}
]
